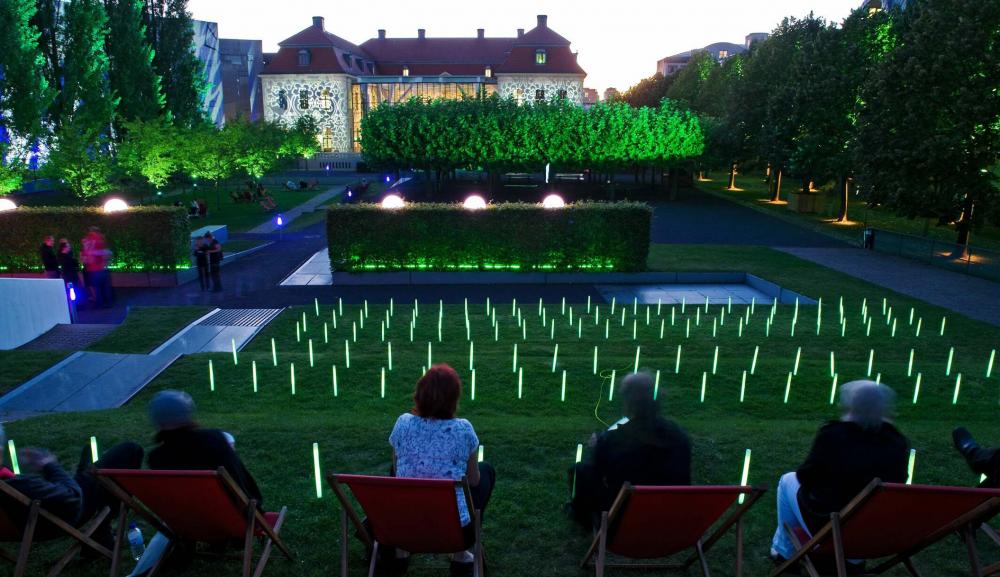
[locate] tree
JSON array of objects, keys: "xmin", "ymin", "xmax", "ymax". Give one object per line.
[
  {"xmin": 116, "ymin": 118, "xmax": 178, "ymax": 191},
  {"xmin": 665, "ymin": 51, "xmax": 718, "ymax": 109},
  {"xmin": 105, "ymin": 0, "xmax": 164, "ymax": 124},
  {"xmin": 855, "ymin": 0, "xmax": 999, "ymax": 247},
  {"xmin": 45, "ymin": 127, "xmax": 115, "ymax": 199},
  {"xmin": 61, "ymin": 0, "xmax": 117, "ymax": 136},
  {"xmin": 144, "ymin": 0, "xmax": 205, "ymax": 127},
  {"xmin": 620, "ymin": 73, "xmax": 673, "ymax": 109},
  {"xmin": 179, "ymin": 122, "xmax": 238, "ymax": 209},
  {"xmin": 280, "ymin": 115, "xmax": 320, "ymax": 160},
  {"xmin": 28, "ymin": 0, "xmax": 63, "ymax": 127}
]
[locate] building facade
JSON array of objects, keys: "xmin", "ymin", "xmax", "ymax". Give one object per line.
[
  {"xmin": 260, "ymin": 15, "xmax": 587, "ymax": 154},
  {"xmin": 656, "ymin": 34, "xmax": 768, "ymax": 77}
]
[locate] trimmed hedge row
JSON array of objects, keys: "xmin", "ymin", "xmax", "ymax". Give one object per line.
[
  {"xmin": 0, "ymin": 206, "xmax": 191, "ymax": 272},
  {"xmin": 326, "ymin": 202, "xmax": 651, "ymax": 272}
]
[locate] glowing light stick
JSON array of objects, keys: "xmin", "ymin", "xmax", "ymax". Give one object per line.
[
  {"xmin": 915, "ymin": 318, "xmax": 922, "ymax": 337},
  {"xmin": 494, "ymin": 323, "xmax": 498, "ymax": 342},
  {"xmin": 562, "ymin": 297, "xmax": 567, "ymax": 316},
  {"xmin": 952, "ymin": 373, "xmax": 962, "ymax": 405},
  {"xmin": 381, "ymin": 322, "xmax": 385, "ymax": 342},
  {"xmin": 609, "ymin": 370, "xmax": 616, "ymax": 401},
  {"xmin": 513, "ymin": 343, "xmax": 518, "ymax": 373},
  {"xmin": 686, "ymin": 319, "xmax": 691, "ymax": 339},
  {"xmin": 838, "ymin": 297, "xmax": 844, "ymax": 324},
  {"xmin": 987, "ymin": 349, "xmax": 995, "ymax": 378},
  {"xmin": 387, "ymin": 342, "xmax": 393, "ymax": 371},
  {"xmin": 866, "ymin": 318, "xmax": 872, "ymax": 337},
  {"xmin": 410, "ymin": 323, "xmax": 415, "ymax": 342},
  {"xmin": 700, "ymin": 372, "xmax": 707, "ymax": 403},
  {"xmin": 478, "ymin": 445, "xmax": 484, "ymax": 463},
  {"xmin": 571, "ymin": 443, "xmax": 584, "ymax": 498},
  {"xmin": 740, "ymin": 371, "xmax": 747, "ymax": 402},
  {"xmin": 632, "ymin": 319, "xmax": 637, "ymax": 340},
  {"xmin": 324, "ymin": 323, "xmax": 329, "ymax": 344},
  {"xmin": 427, "ymin": 341, "xmax": 432, "ymax": 369},
  {"xmin": 90, "ymin": 436, "xmax": 99, "ymax": 462},
  {"xmin": 783, "ymin": 372, "xmax": 793, "ymax": 404},
  {"xmin": 866, "ymin": 349, "xmax": 874, "ymax": 377},
  {"xmin": 891, "ymin": 319, "xmax": 897, "ymax": 338},
  {"xmin": 704, "ymin": 296, "xmax": 710, "ymax": 313},
  {"xmin": 738, "ymin": 449, "xmax": 752, "ymax": 503},
  {"xmin": 313, "ymin": 443, "xmax": 322, "ymax": 498},
  {"xmin": 905, "ymin": 449, "xmax": 916, "ymax": 485},
  {"xmin": 946, "ymin": 347, "xmax": 954, "ymax": 376},
  {"xmin": 830, "ymin": 351, "xmax": 836, "ymax": 377},
  {"xmin": 908, "ymin": 307, "xmax": 914, "ymax": 326},
  {"xmin": 681, "ymin": 298, "xmax": 686, "ymax": 314},
  {"xmin": 359, "ymin": 311, "xmax": 364, "ymax": 330},
  {"xmin": 765, "ymin": 319, "xmax": 771, "ymax": 338},
  {"xmin": 296, "ymin": 322, "xmax": 301, "ymax": 343},
  {"xmin": 841, "ymin": 319, "xmax": 846, "ymax": 338},
  {"xmin": 712, "ymin": 346, "xmax": 719, "ymax": 375},
  {"xmin": 381, "ymin": 367, "xmax": 386, "ymax": 398},
  {"xmin": 671, "ymin": 308, "xmax": 675, "ymax": 326},
  {"xmin": 486, "ymin": 297, "xmax": 491, "ymax": 316},
  {"xmin": 605, "ymin": 320, "xmax": 610, "ymax": 340},
  {"xmin": 302, "ymin": 311, "xmax": 308, "ymax": 332},
  {"xmin": 345, "ymin": 340, "xmax": 350, "ymax": 368},
  {"xmin": 882, "ymin": 298, "xmax": 887, "ymax": 316},
  {"xmin": 751, "ymin": 346, "xmax": 759, "ymax": 375},
  {"xmin": 875, "ymin": 373, "xmax": 882, "ymax": 384},
  {"xmin": 552, "ymin": 344, "xmax": 559, "ymax": 373},
  {"xmin": 332, "ymin": 312, "xmax": 337, "ymax": 329},
  {"xmin": 413, "ymin": 299, "xmax": 418, "ymax": 317},
  {"xmin": 512, "ymin": 298, "xmax": 517, "ymax": 316},
  {"xmin": 595, "ymin": 306, "xmax": 600, "ymax": 326},
  {"xmin": 390, "ymin": 298, "xmax": 394, "ymax": 316},
  {"xmin": 712, "ymin": 318, "xmax": 717, "ymax": 338},
  {"xmin": 252, "ymin": 361, "xmax": 258, "ymax": 393},
  {"xmin": 587, "ymin": 296, "xmax": 592, "ymax": 313},
  {"xmin": 550, "ymin": 322, "xmax": 554, "ymax": 340},
  {"xmin": 939, "ymin": 316, "xmax": 947, "ymax": 336},
  {"xmin": 309, "ymin": 339, "xmax": 314, "ymax": 367},
  {"xmin": 290, "ymin": 363, "xmax": 296, "ymax": 395},
  {"xmin": 660, "ymin": 320, "xmax": 665, "ymax": 340},
  {"xmin": 314, "ymin": 298, "xmax": 320, "ymax": 317},
  {"xmin": 365, "ymin": 300, "xmax": 369, "ymax": 319},
  {"xmin": 750, "ymin": 298, "xmax": 755, "ymax": 315},
  {"xmin": 538, "ymin": 298, "xmax": 543, "ymax": 316},
  {"xmin": 209, "ymin": 360, "xmax": 215, "ymax": 391},
  {"xmin": 332, "ymin": 366, "xmax": 338, "ymax": 396},
  {"xmin": 578, "ymin": 318, "xmax": 582, "ymax": 339},
  {"xmin": 633, "ymin": 346, "xmax": 641, "ymax": 373},
  {"xmin": 518, "ymin": 367, "xmax": 523, "ymax": 399},
  {"xmin": 633, "ymin": 297, "xmax": 638, "ymax": 316},
  {"xmin": 654, "ymin": 370, "xmax": 661, "ymax": 400},
  {"xmin": 907, "ymin": 349, "xmax": 915, "ymax": 377},
  {"xmin": 675, "ymin": 345, "xmax": 682, "ymax": 374},
  {"xmin": 657, "ymin": 299, "xmax": 662, "ymax": 315},
  {"xmin": 438, "ymin": 317, "xmax": 442, "ymax": 342},
  {"xmin": 465, "ymin": 320, "xmax": 470, "ymax": 342},
  {"xmin": 912, "ymin": 373, "xmax": 921, "ymax": 404},
  {"xmin": 611, "ymin": 297, "xmax": 616, "ymax": 314},
  {"xmin": 471, "ymin": 369, "xmax": 476, "ymax": 400},
  {"xmin": 829, "ymin": 374, "xmax": 839, "ymax": 404},
  {"xmin": 272, "ymin": 338, "xmax": 277, "ymax": 366},
  {"xmin": 560, "ymin": 370, "xmax": 567, "ymax": 402},
  {"xmin": 738, "ymin": 318, "xmax": 744, "ymax": 338},
  {"xmin": 728, "ymin": 296, "xmax": 733, "ymax": 314},
  {"xmin": 696, "ymin": 309, "xmax": 701, "ymax": 326},
  {"xmin": 645, "ymin": 307, "xmax": 650, "ymax": 326},
  {"xmin": 816, "ymin": 298, "xmax": 822, "ymax": 335},
  {"xmin": 621, "ymin": 308, "xmax": 626, "ymax": 327},
  {"xmin": 790, "ymin": 347, "xmax": 800, "ymax": 376},
  {"xmin": 541, "ymin": 308, "xmax": 547, "ymax": 327},
  {"xmin": 231, "ymin": 338, "xmax": 238, "ymax": 365},
  {"xmin": 8, "ymin": 440, "xmax": 20, "ymax": 475},
  {"xmin": 352, "ymin": 322, "xmax": 357, "ymax": 343},
  {"xmin": 720, "ymin": 308, "xmax": 726, "ymax": 326},
  {"xmin": 593, "ymin": 346, "xmax": 599, "ymax": 375},
  {"xmin": 886, "ymin": 307, "xmax": 892, "ymax": 326},
  {"xmin": 339, "ymin": 298, "xmax": 344, "ymax": 317}
]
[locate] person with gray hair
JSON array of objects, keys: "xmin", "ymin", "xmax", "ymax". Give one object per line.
[
  {"xmin": 770, "ymin": 380, "xmax": 909, "ymax": 571},
  {"xmin": 567, "ymin": 371, "xmax": 691, "ymax": 527}
]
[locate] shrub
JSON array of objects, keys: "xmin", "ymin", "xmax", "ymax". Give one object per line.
[
  {"xmin": 0, "ymin": 206, "xmax": 190, "ymax": 272},
  {"xmin": 327, "ymin": 202, "xmax": 651, "ymax": 272}
]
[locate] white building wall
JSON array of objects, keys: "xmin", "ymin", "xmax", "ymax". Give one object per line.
[
  {"xmin": 260, "ymin": 74, "xmax": 354, "ymax": 153},
  {"xmin": 496, "ymin": 75, "xmax": 584, "ymax": 105},
  {"xmin": 0, "ymin": 279, "xmax": 71, "ymax": 350}
]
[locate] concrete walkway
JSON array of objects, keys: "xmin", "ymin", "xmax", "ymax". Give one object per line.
[
  {"xmin": 779, "ymin": 247, "xmax": 1000, "ymax": 326},
  {"xmin": 247, "ymin": 187, "xmax": 341, "ymax": 234}
]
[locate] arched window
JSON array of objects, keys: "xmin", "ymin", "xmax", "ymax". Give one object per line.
[
  {"xmin": 298, "ymin": 49, "xmax": 310, "ymax": 66},
  {"xmin": 299, "ymin": 89, "xmax": 309, "ymax": 110},
  {"xmin": 278, "ymin": 90, "xmax": 288, "ymax": 111},
  {"xmin": 321, "ymin": 128, "xmax": 333, "ymax": 152},
  {"xmin": 515, "ymin": 88, "xmax": 524, "ymax": 106},
  {"xmin": 535, "ymin": 49, "xmax": 546, "ymax": 65},
  {"xmin": 320, "ymin": 89, "xmax": 332, "ymax": 110}
]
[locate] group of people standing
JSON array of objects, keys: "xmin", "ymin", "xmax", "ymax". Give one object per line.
[
  {"xmin": 193, "ymin": 232, "xmax": 223, "ymax": 292},
  {"xmin": 39, "ymin": 227, "xmax": 113, "ymax": 308}
]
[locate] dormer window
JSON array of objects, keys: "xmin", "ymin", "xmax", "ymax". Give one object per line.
[
  {"xmin": 297, "ymin": 49, "xmax": 310, "ymax": 66},
  {"xmin": 485, "ymin": 66, "xmax": 492, "ymax": 78},
  {"xmin": 535, "ymin": 49, "xmax": 546, "ymax": 65},
  {"xmin": 402, "ymin": 66, "xmax": 410, "ymax": 77}
]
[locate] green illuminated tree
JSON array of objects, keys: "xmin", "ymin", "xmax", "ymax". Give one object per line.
[
  {"xmin": 116, "ymin": 118, "xmax": 178, "ymax": 191},
  {"xmin": 30, "ymin": 0, "xmax": 64, "ymax": 127},
  {"xmin": 144, "ymin": 0, "xmax": 205, "ymax": 127},
  {"xmin": 45, "ymin": 127, "xmax": 115, "ymax": 199},
  {"xmin": 665, "ymin": 51, "xmax": 718, "ymax": 109},
  {"xmin": 60, "ymin": 0, "xmax": 117, "ymax": 136},
  {"xmin": 105, "ymin": 0, "xmax": 164, "ymax": 123}
]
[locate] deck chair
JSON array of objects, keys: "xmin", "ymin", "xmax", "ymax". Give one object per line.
[
  {"xmin": 580, "ymin": 484, "xmax": 767, "ymax": 577},
  {"xmin": 772, "ymin": 480, "xmax": 1000, "ymax": 577},
  {"xmin": 96, "ymin": 468, "xmax": 293, "ymax": 577},
  {"xmin": 0, "ymin": 481, "xmax": 113, "ymax": 577},
  {"xmin": 328, "ymin": 474, "xmax": 484, "ymax": 577},
  {"xmin": 980, "ymin": 523, "xmax": 999, "ymax": 576}
]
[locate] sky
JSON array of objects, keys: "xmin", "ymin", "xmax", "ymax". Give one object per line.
[{"xmin": 188, "ymin": 0, "xmax": 862, "ymax": 93}]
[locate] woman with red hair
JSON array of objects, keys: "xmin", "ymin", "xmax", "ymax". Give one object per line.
[{"xmin": 389, "ymin": 364, "xmax": 495, "ymax": 573}]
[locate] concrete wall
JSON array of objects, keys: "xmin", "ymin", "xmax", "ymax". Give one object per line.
[{"xmin": 0, "ymin": 278, "xmax": 71, "ymax": 350}]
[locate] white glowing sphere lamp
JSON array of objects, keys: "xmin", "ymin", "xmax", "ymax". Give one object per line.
[
  {"xmin": 0, "ymin": 198, "xmax": 17, "ymax": 212},
  {"xmin": 103, "ymin": 198, "xmax": 129, "ymax": 213},
  {"xmin": 542, "ymin": 194, "xmax": 565, "ymax": 209},
  {"xmin": 463, "ymin": 195, "xmax": 487, "ymax": 210},
  {"xmin": 381, "ymin": 194, "xmax": 405, "ymax": 209}
]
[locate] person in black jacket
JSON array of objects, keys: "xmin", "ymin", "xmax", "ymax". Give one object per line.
[
  {"xmin": 193, "ymin": 237, "xmax": 209, "ymax": 291},
  {"xmin": 770, "ymin": 380, "xmax": 908, "ymax": 567},
  {"xmin": 58, "ymin": 241, "xmax": 82, "ymax": 289},
  {"xmin": 568, "ymin": 371, "xmax": 691, "ymax": 526},
  {"xmin": 952, "ymin": 427, "xmax": 999, "ymax": 488},
  {"xmin": 40, "ymin": 235, "xmax": 60, "ymax": 279}
]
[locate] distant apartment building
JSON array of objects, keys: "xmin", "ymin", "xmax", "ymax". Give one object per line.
[
  {"xmin": 656, "ymin": 33, "xmax": 768, "ymax": 77},
  {"xmin": 192, "ymin": 21, "xmax": 265, "ymax": 125},
  {"xmin": 861, "ymin": 0, "xmax": 910, "ymax": 11},
  {"xmin": 603, "ymin": 87, "xmax": 620, "ymax": 101},
  {"xmin": 582, "ymin": 87, "xmax": 599, "ymax": 109}
]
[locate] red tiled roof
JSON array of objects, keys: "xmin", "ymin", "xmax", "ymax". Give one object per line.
[
  {"xmin": 495, "ymin": 45, "xmax": 585, "ymax": 75},
  {"xmin": 278, "ymin": 25, "xmax": 369, "ymax": 56},
  {"xmin": 360, "ymin": 38, "xmax": 514, "ymax": 67},
  {"xmin": 514, "ymin": 25, "xmax": 570, "ymax": 46}
]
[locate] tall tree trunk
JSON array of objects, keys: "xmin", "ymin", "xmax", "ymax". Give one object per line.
[
  {"xmin": 835, "ymin": 174, "xmax": 850, "ymax": 222},
  {"xmin": 770, "ymin": 169, "xmax": 783, "ymax": 202},
  {"xmin": 727, "ymin": 162, "xmax": 737, "ymax": 189}
]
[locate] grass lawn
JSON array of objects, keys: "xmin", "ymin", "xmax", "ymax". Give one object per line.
[
  {"xmin": 0, "ymin": 350, "xmax": 70, "ymax": 397},
  {"xmin": 697, "ymin": 172, "xmax": 1000, "ymax": 253},
  {"xmin": 86, "ymin": 306, "xmax": 213, "ymax": 354},
  {"xmin": 5, "ymin": 246, "xmax": 999, "ymax": 576}
]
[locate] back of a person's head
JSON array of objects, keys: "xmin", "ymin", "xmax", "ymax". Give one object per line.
[
  {"xmin": 149, "ymin": 390, "xmax": 197, "ymax": 432},
  {"xmin": 412, "ymin": 364, "xmax": 462, "ymax": 420},
  {"xmin": 840, "ymin": 380, "xmax": 895, "ymax": 431},
  {"xmin": 620, "ymin": 371, "xmax": 660, "ymax": 424}
]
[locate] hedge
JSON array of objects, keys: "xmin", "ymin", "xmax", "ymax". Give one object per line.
[
  {"xmin": 326, "ymin": 202, "xmax": 651, "ymax": 272},
  {"xmin": 0, "ymin": 206, "xmax": 191, "ymax": 272}
]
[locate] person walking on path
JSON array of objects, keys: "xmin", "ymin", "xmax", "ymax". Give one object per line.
[
  {"xmin": 203, "ymin": 232, "xmax": 223, "ymax": 292},
  {"xmin": 193, "ymin": 237, "xmax": 209, "ymax": 291},
  {"xmin": 40, "ymin": 235, "xmax": 60, "ymax": 279},
  {"xmin": 82, "ymin": 227, "xmax": 113, "ymax": 307}
]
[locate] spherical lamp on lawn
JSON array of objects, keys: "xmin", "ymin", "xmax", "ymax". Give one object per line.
[
  {"xmin": 463, "ymin": 195, "xmax": 487, "ymax": 210},
  {"xmin": 103, "ymin": 198, "xmax": 129, "ymax": 213},
  {"xmin": 0, "ymin": 198, "xmax": 17, "ymax": 212},
  {"xmin": 542, "ymin": 194, "xmax": 565, "ymax": 209},
  {"xmin": 381, "ymin": 194, "xmax": 405, "ymax": 209}
]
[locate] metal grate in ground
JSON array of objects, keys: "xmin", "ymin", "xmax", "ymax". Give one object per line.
[
  {"xmin": 197, "ymin": 308, "xmax": 283, "ymax": 327},
  {"xmin": 17, "ymin": 324, "xmax": 117, "ymax": 351}
]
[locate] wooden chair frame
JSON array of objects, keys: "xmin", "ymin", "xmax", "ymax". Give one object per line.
[
  {"xmin": 981, "ymin": 524, "xmax": 999, "ymax": 577},
  {"xmin": 97, "ymin": 467, "xmax": 293, "ymax": 577},
  {"xmin": 772, "ymin": 479, "xmax": 1000, "ymax": 577},
  {"xmin": 580, "ymin": 483, "xmax": 767, "ymax": 577},
  {"xmin": 0, "ymin": 481, "xmax": 113, "ymax": 577},
  {"xmin": 328, "ymin": 473, "xmax": 484, "ymax": 577}
]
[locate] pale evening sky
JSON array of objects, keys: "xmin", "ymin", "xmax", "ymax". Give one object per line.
[{"xmin": 188, "ymin": 0, "xmax": 862, "ymax": 94}]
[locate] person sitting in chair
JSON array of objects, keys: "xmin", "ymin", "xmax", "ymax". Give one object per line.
[{"xmin": 952, "ymin": 427, "xmax": 999, "ymax": 488}]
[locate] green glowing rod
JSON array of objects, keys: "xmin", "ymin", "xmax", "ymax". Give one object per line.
[
  {"xmin": 738, "ymin": 449, "xmax": 752, "ymax": 503},
  {"xmin": 332, "ymin": 365, "xmax": 338, "ymax": 397},
  {"xmin": 987, "ymin": 349, "xmax": 995, "ymax": 379},
  {"xmin": 390, "ymin": 298, "xmax": 394, "ymax": 317},
  {"xmin": 671, "ymin": 307, "xmax": 675, "ymax": 326},
  {"xmin": 882, "ymin": 298, "xmax": 887, "ymax": 316},
  {"xmin": 388, "ymin": 342, "xmax": 393, "ymax": 372},
  {"xmin": 907, "ymin": 349, "xmax": 915, "ymax": 377},
  {"xmin": 908, "ymin": 307, "xmax": 914, "ymax": 326},
  {"xmin": 427, "ymin": 341, "xmax": 432, "ymax": 369},
  {"xmin": 345, "ymin": 340, "xmax": 350, "ymax": 369},
  {"xmin": 271, "ymin": 338, "xmax": 277, "ymax": 366},
  {"xmin": 906, "ymin": 449, "xmax": 916, "ymax": 485},
  {"xmin": 912, "ymin": 373, "xmax": 921, "ymax": 405},
  {"xmin": 750, "ymin": 298, "xmax": 756, "ymax": 316},
  {"xmin": 302, "ymin": 311, "xmax": 308, "ymax": 332},
  {"xmin": 634, "ymin": 346, "xmax": 641, "ymax": 374},
  {"xmin": 611, "ymin": 297, "xmax": 616, "ymax": 315},
  {"xmin": 8, "ymin": 440, "xmax": 20, "ymax": 475},
  {"xmin": 939, "ymin": 316, "xmax": 947, "ymax": 336},
  {"xmin": 946, "ymin": 347, "xmax": 954, "ymax": 376},
  {"xmin": 541, "ymin": 308, "xmax": 547, "ymax": 327},
  {"xmin": 290, "ymin": 362, "xmax": 296, "ymax": 395},
  {"xmin": 410, "ymin": 323, "xmax": 414, "ymax": 343},
  {"xmin": 751, "ymin": 346, "xmax": 759, "ymax": 375},
  {"xmin": 891, "ymin": 319, "xmax": 898, "ymax": 338},
  {"xmin": 478, "ymin": 445, "xmax": 484, "ymax": 463},
  {"xmin": 700, "ymin": 372, "xmax": 707, "ymax": 403},
  {"xmin": 765, "ymin": 318, "xmax": 771, "ymax": 338},
  {"xmin": 593, "ymin": 346, "xmax": 598, "ymax": 375},
  {"xmin": 793, "ymin": 347, "xmax": 801, "ymax": 376},
  {"xmin": 696, "ymin": 308, "xmax": 701, "ymax": 327},
  {"xmin": 866, "ymin": 349, "xmax": 874, "ymax": 377},
  {"xmin": 720, "ymin": 307, "xmax": 725, "ymax": 327},
  {"xmin": 686, "ymin": 318, "xmax": 691, "ymax": 339},
  {"xmin": 829, "ymin": 374, "xmax": 839, "ymax": 405},
  {"xmin": 90, "ymin": 436, "xmax": 99, "ymax": 463},
  {"xmin": 381, "ymin": 367, "xmax": 386, "ymax": 398},
  {"xmin": 841, "ymin": 318, "xmax": 846, "ymax": 338},
  {"xmin": 657, "ymin": 299, "xmax": 662, "ymax": 315},
  {"xmin": 632, "ymin": 319, "xmax": 637, "ymax": 340},
  {"xmin": 620, "ymin": 308, "xmax": 626, "ymax": 327},
  {"xmin": 563, "ymin": 297, "xmax": 567, "ymax": 315},
  {"xmin": 633, "ymin": 297, "xmax": 638, "ymax": 316},
  {"xmin": 578, "ymin": 318, "xmax": 583, "ymax": 340},
  {"xmin": 561, "ymin": 370, "xmax": 567, "ymax": 402},
  {"xmin": 252, "ymin": 360, "xmax": 258, "ymax": 393},
  {"xmin": 886, "ymin": 307, "xmax": 893, "ymax": 326},
  {"xmin": 952, "ymin": 373, "xmax": 962, "ymax": 405},
  {"xmin": 595, "ymin": 305, "xmax": 600, "ymax": 326},
  {"xmin": 437, "ymin": 317, "xmax": 442, "ymax": 343},
  {"xmin": 352, "ymin": 322, "xmax": 357, "ymax": 343},
  {"xmin": 365, "ymin": 300, "xmax": 369, "ymax": 319},
  {"xmin": 518, "ymin": 367, "xmax": 523, "ymax": 399},
  {"xmin": 468, "ymin": 342, "xmax": 474, "ymax": 371},
  {"xmin": 494, "ymin": 322, "xmax": 499, "ymax": 342},
  {"xmin": 784, "ymin": 372, "xmax": 793, "ymax": 404},
  {"xmin": 605, "ymin": 319, "xmax": 610, "ymax": 340},
  {"xmin": 654, "ymin": 370, "xmax": 661, "ymax": 401},
  {"xmin": 866, "ymin": 317, "xmax": 872, "ymax": 337},
  {"xmin": 359, "ymin": 310, "xmax": 364, "ymax": 331},
  {"xmin": 830, "ymin": 351, "xmax": 836, "ymax": 378},
  {"xmin": 704, "ymin": 296, "xmax": 710, "ymax": 313},
  {"xmin": 550, "ymin": 322, "xmax": 554, "ymax": 340},
  {"xmin": 486, "ymin": 297, "xmax": 491, "ymax": 316},
  {"xmin": 712, "ymin": 346, "xmax": 719, "ymax": 375},
  {"xmin": 231, "ymin": 338, "xmax": 238, "ymax": 366},
  {"xmin": 413, "ymin": 299, "xmax": 418, "ymax": 318},
  {"xmin": 681, "ymin": 298, "xmax": 686, "ymax": 314},
  {"xmin": 314, "ymin": 298, "xmax": 319, "ymax": 317},
  {"xmin": 552, "ymin": 344, "xmax": 559, "ymax": 373},
  {"xmin": 645, "ymin": 307, "xmax": 650, "ymax": 326},
  {"xmin": 915, "ymin": 318, "xmax": 922, "ymax": 337},
  {"xmin": 470, "ymin": 369, "xmax": 476, "ymax": 401},
  {"xmin": 675, "ymin": 345, "xmax": 682, "ymax": 374},
  {"xmin": 712, "ymin": 318, "xmax": 717, "ymax": 339},
  {"xmin": 512, "ymin": 298, "xmax": 517, "ymax": 317},
  {"xmin": 875, "ymin": 372, "xmax": 882, "ymax": 384},
  {"xmin": 659, "ymin": 319, "xmax": 665, "ymax": 340},
  {"xmin": 309, "ymin": 339, "xmax": 314, "ymax": 367},
  {"xmin": 324, "ymin": 323, "xmax": 328, "ymax": 344},
  {"xmin": 571, "ymin": 443, "xmax": 584, "ymax": 498},
  {"xmin": 296, "ymin": 322, "xmax": 300, "ymax": 343},
  {"xmin": 609, "ymin": 369, "xmax": 616, "ymax": 402},
  {"xmin": 313, "ymin": 443, "xmax": 322, "ymax": 498},
  {"xmin": 728, "ymin": 296, "xmax": 733, "ymax": 314},
  {"xmin": 587, "ymin": 295, "xmax": 592, "ymax": 314},
  {"xmin": 513, "ymin": 343, "xmax": 518, "ymax": 373},
  {"xmin": 740, "ymin": 371, "xmax": 747, "ymax": 403},
  {"xmin": 738, "ymin": 318, "xmax": 744, "ymax": 338},
  {"xmin": 209, "ymin": 359, "xmax": 215, "ymax": 392}
]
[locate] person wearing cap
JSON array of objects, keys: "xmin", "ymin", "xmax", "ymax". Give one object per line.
[
  {"xmin": 146, "ymin": 390, "xmax": 261, "ymax": 504},
  {"xmin": 770, "ymin": 380, "xmax": 909, "ymax": 569}
]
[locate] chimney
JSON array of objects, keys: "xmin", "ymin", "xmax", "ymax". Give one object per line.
[
  {"xmin": 418, "ymin": 28, "xmax": 425, "ymax": 39},
  {"xmin": 378, "ymin": 29, "xmax": 386, "ymax": 39},
  {"xmin": 477, "ymin": 28, "xmax": 485, "ymax": 39},
  {"xmin": 312, "ymin": 16, "xmax": 324, "ymax": 30},
  {"xmin": 537, "ymin": 15, "xmax": 547, "ymax": 28},
  {"xmin": 517, "ymin": 28, "xmax": 524, "ymax": 38}
]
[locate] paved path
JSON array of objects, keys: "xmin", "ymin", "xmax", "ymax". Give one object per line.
[
  {"xmin": 779, "ymin": 247, "xmax": 1000, "ymax": 326},
  {"xmin": 18, "ymin": 324, "xmax": 116, "ymax": 351},
  {"xmin": 247, "ymin": 187, "xmax": 341, "ymax": 234}
]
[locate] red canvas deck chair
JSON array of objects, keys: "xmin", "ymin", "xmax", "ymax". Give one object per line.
[
  {"xmin": 0, "ymin": 481, "xmax": 113, "ymax": 577},
  {"xmin": 96, "ymin": 468, "xmax": 293, "ymax": 577},
  {"xmin": 772, "ymin": 480, "xmax": 1000, "ymax": 577},
  {"xmin": 580, "ymin": 484, "xmax": 767, "ymax": 577},
  {"xmin": 328, "ymin": 474, "xmax": 484, "ymax": 577}
]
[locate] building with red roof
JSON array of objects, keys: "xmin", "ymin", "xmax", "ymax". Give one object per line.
[{"xmin": 260, "ymin": 15, "xmax": 586, "ymax": 154}]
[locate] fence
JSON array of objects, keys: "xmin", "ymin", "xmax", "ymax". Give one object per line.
[{"xmin": 866, "ymin": 228, "xmax": 1000, "ymax": 282}]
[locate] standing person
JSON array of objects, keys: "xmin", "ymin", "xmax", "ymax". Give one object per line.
[
  {"xmin": 203, "ymin": 232, "xmax": 223, "ymax": 292},
  {"xmin": 40, "ymin": 235, "xmax": 60, "ymax": 279},
  {"xmin": 388, "ymin": 364, "xmax": 495, "ymax": 575},
  {"xmin": 82, "ymin": 227, "xmax": 112, "ymax": 307},
  {"xmin": 58, "ymin": 241, "xmax": 82, "ymax": 289},
  {"xmin": 193, "ymin": 237, "xmax": 209, "ymax": 291},
  {"xmin": 567, "ymin": 371, "xmax": 691, "ymax": 527}
]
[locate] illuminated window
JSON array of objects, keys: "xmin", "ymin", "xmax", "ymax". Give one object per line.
[
  {"xmin": 402, "ymin": 66, "xmax": 410, "ymax": 76},
  {"xmin": 485, "ymin": 66, "xmax": 492, "ymax": 78},
  {"xmin": 535, "ymin": 89, "xmax": 545, "ymax": 101},
  {"xmin": 297, "ymin": 49, "xmax": 310, "ymax": 66},
  {"xmin": 718, "ymin": 50, "xmax": 728, "ymax": 59},
  {"xmin": 557, "ymin": 89, "xmax": 567, "ymax": 99},
  {"xmin": 515, "ymin": 88, "xmax": 524, "ymax": 105},
  {"xmin": 278, "ymin": 90, "xmax": 288, "ymax": 111},
  {"xmin": 321, "ymin": 128, "xmax": 333, "ymax": 152},
  {"xmin": 320, "ymin": 89, "xmax": 332, "ymax": 109},
  {"xmin": 299, "ymin": 90, "xmax": 309, "ymax": 110},
  {"xmin": 535, "ymin": 49, "xmax": 546, "ymax": 65}
]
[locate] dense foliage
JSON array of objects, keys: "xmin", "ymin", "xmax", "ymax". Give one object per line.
[
  {"xmin": 0, "ymin": 206, "xmax": 190, "ymax": 272},
  {"xmin": 327, "ymin": 202, "xmax": 652, "ymax": 272}
]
